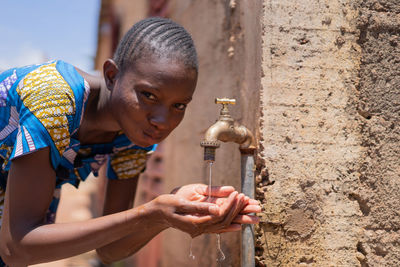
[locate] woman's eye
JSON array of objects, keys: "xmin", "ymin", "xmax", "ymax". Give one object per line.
[
  {"xmin": 142, "ymin": 91, "xmax": 156, "ymax": 100},
  {"xmin": 174, "ymin": 103, "xmax": 187, "ymax": 111}
]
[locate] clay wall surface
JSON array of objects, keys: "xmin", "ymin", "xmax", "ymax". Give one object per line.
[
  {"xmin": 355, "ymin": 0, "xmax": 400, "ymax": 266},
  {"xmin": 162, "ymin": 1, "xmax": 261, "ymax": 266},
  {"xmin": 257, "ymin": 0, "xmax": 399, "ymax": 266}
]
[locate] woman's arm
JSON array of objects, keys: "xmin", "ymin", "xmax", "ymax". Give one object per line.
[
  {"xmin": 95, "ymin": 174, "xmax": 157, "ymax": 263},
  {"xmin": 0, "ymin": 148, "xmax": 218, "ymax": 266},
  {"xmin": 96, "ymin": 182, "xmax": 260, "ymax": 263}
]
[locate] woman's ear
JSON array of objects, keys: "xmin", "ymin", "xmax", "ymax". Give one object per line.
[{"xmin": 103, "ymin": 59, "xmax": 119, "ymax": 91}]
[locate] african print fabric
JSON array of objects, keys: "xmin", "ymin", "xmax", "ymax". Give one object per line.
[{"xmin": 0, "ymin": 60, "xmax": 156, "ymax": 230}]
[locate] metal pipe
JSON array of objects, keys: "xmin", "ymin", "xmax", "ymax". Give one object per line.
[
  {"xmin": 241, "ymin": 153, "xmax": 255, "ymax": 267},
  {"xmin": 200, "ymin": 98, "xmax": 257, "ymax": 266}
]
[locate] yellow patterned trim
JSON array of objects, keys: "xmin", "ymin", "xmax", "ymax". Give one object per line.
[
  {"xmin": 16, "ymin": 63, "xmax": 75, "ymax": 155},
  {"xmin": 111, "ymin": 149, "xmax": 148, "ymax": 179},
  {"xmin": 0, "ymin": 144, "xmax": 14, "ymax": 168}
]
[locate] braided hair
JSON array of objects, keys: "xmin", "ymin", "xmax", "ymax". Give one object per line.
[{"xmin": 113, "ymin": 17, "xmax": 198, "ymax": 73}]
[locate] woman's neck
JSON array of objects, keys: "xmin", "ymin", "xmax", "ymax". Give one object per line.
[{"xmin": 75, "ymin": 69, "xmax": 121, "ymax": 144}]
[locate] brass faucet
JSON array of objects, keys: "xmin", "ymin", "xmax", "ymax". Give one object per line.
[{"xmin": 200, "ymin": 98, "xmax": 256, "ymax": 161}]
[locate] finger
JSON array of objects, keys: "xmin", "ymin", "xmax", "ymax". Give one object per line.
[
  {"xmin": 217, "ymin": 191, "xmax": 238, "ymax": 218},
  {"xmin": 240, "ymin": 194, "xmax": 248, "ymax": 211},
  {"xmin": 232, "ymin": 214, "xmax": 260, "ymax": 224},
  {"xmin": 240, "ymin": 204, "xmax": 262, "ymax": 214},
  {"xmin": 213, "ymin": 197, "xmax": 228, "ymax": 206},
  {"xmin": 197, "ymin": 185, "xmax": 235, "ymax": 198},
  {"xmin": 206, "ymin": 197, "xmax": 228, "ymax": 207},
  {"xmin": 205, "ymin": 196, "xmax": 236, "ymax": 206},
  {"xmin": 213, "ymin": 224, "xmax": 242, "ymax": 233},
  {"xmin": 176, "ymin": 199, "xmax": 218, "ymax": 215},
  {"xmin": 170, "ymin": 186, "xmax": 181, "ymax": 194},
  {"xmin": 247, "ymin": 199, "xmax": 260, "ymax": 205},
  {"xmin": 219, "ymin": 193, "xmax": 244, "ymax": 227}
]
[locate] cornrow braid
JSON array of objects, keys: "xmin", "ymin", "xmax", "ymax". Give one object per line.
[{"xmin": 113, "ymin": 17, "xmax": 198, "ymax": 72}]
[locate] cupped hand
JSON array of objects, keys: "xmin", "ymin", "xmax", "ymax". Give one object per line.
[
  {"xmin": 151, "ymin": 191, "xmax": 243, "ymax": 237},
  {"xmin": 150, "ymin": 194, "xmax": 217, "ymax": 237},
  {"xmin": 171, "ymin": 184, "xmax": 261, "ymax": 234}
]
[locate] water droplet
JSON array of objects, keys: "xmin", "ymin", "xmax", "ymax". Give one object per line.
[
  {"xmin": 216, "ymin": 234, "xmax": 225, "ymax": 262},
  {"xmin": 189, "ymin": 238, "xmax": 195, "ymax": 260}
]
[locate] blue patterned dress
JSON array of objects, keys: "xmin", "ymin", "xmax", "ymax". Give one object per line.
[{"xmin": 0, "ymin": 60, "xmax": 156, "ymax": 266}]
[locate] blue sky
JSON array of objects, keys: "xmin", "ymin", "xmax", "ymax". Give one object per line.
[{"xmin": 0, "ymin": 0, "xmax": 100, "ymax": 72}]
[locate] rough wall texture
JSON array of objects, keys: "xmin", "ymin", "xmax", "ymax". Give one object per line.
[
  {"xmin": 257, "ymin": 0, "xmax": 400, "ymax": 266},
  {"xmin": 258, "ymin": 0, "xmax": 363, "ymax": 266},
  {"xmin": 355, "ymin": 0, "xmax": 400, "ymax": 266}
]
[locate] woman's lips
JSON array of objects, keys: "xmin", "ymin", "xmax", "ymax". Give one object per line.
[{"xmin": 143, "ymin": 131, "xmax": 163, "ymax": 142}]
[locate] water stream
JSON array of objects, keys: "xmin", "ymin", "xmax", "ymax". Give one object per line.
[
  {"xmin": 216, "ymin": 233, "xmax": 226, "ymax": 262},
  {"xmin": 189, "ymin": 239, "xmax": 195, "ymax": 260},
  {"xmin": 188, "ymin": 161, "xmax": 226, "ymax": 262},
  {"xmin": 208, "ymin": 161, "xmax": 226, "ymax": 262}
]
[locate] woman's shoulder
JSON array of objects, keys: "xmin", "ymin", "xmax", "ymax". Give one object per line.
[
  {"xmin": 0, "ymin": 61, "xmax": 91, "ymax": 172},
  {"xmin": 14, "ymin": 61, "xmax": 90, "ymax": 166},
  {"xmin": 16, "ymin": 60, "xmax": 87, "ymax": 111}
]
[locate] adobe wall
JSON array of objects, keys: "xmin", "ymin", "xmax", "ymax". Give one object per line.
[
  {"xmin": 257, "ymin": 0, "xmax": 400, "ymax": 266},
  {"xmin": 162, "ymin": 1, "xmax": 261, "ymax": 266},
  {"xmin": 354, "ymin": 1, "xmax": 400, "ymax": 266}
]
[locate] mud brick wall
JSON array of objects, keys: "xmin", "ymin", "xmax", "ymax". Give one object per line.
[
  {"xmin": 355, "ymin": 0, "xmax": 400, "ymax": 266},
  {"xmin": 257, "ymin": 0, "xmax": 400, "ymax": 266}
]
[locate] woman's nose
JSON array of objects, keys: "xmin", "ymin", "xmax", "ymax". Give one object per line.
[{"xmin": 149, "ymin": 110, "xmax": 169, "ymax": 130}]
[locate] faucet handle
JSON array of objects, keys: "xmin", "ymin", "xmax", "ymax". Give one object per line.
[
  {"xmin": 215, "ymin": 98, "xmax": 236, "ymax": 116},
  {"xmin": 215, "ymin": 98, "xmax": 236, "ymax": 105}
]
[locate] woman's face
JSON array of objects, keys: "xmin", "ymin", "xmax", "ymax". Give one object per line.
[{"xmin": 108, "ymin": 56, "xmax": 197, "ymax": 147}]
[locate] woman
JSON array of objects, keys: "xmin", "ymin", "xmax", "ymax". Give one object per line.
[{"xmin": 0, "ymin": 17, "xmax": 260, "ymax": 266}]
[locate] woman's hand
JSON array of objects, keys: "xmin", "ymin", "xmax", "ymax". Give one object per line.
[
  {"xmin": 174, "ymin": 184, "xmax": 261, "ymax": 231},
  {"xmin": 164, "ymin": 184, "xmax": 261, "ymax": 235}
]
